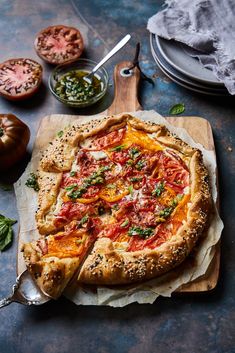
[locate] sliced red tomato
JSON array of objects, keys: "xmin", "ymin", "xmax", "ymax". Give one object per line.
[
  {"xmin": 141, "ymin": 177, "xmax": 163, "ymax": 196},
  {"xmin": 61, "ymin": 172, "xmax": 81, "ymax": 187},
  {"xmin": 98, "ymin": 223, "xmax": 121, "ymax": 241},
  {"xmin": 34, "ymin": 25, "xmax": 84, "ymax": 65},
  {"xmin": 127, "ymin": 224, "xmax": 170, "ymax": 252},
  {"xmin": 110, "ymin": 149, "xmax": 130, "ymax": 165},
  {"xmin": 157, "ymin": 152, "xmax": 189, "ymax": 190},
  {"xmin": 55, "ymin": 201, "xmax": 96, "ymax": 226},
  {"xmin": 137, "ymin": 197, "xmax": 158, "ymax": 212},
  {"xmin": 0, "ymin": 58, "xmax": 42, "ymax": 101},
  {"xmin": 94, "ymin": 128, "xmax": 126, "ymax": 150}
]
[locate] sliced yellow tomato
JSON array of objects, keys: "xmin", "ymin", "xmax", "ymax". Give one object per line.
[
  {"xmin": 115, "ymin": 233, "xmax": 130, "ymax": 243},
  {"xmin": 158, "ymin": 186, "xmax": 177, "ymax": 205},
  {"xmin": 76, "ymin": 196, "xmax": 99, "ymax": 204},
  {"xmin": 99, "ymin": 179, "xmax": 129, "ymax": 203},
  {"xmin": 120, "ymin": 123, "xmax": 163, "ymax": 152},
  {"xmin": 44, "ymin": 232, "xmax": 87, "ymax": 259},
  {"xmin": 172, "ymin": 194, "xmax": 191, "ymax": 220}
]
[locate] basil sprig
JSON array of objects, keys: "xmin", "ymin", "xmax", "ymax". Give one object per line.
[
  {"xmin": 0, "ymin": 214, "xmax": 17, "ymax": 251},
  {"xmin": 25, "ymin": 173, "xmax": 39, "ymax": 192}
]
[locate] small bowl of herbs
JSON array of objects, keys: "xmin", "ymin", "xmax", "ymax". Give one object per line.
[{"xmin": 49, "ymin": 58, "xmax": 109, "ymax": 107}]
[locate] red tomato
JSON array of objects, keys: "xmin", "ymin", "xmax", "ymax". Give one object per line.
[
  {"xmin": 128, "ymin": 224, "xmax": 170, "ymax": 252},
  {"xmin": 141, "ymin": 177, "xmax": 162, "ymax": 196},
  {"xmin": 61, "ymin": 172, "xmax": 80, "ymax": 187},
  {"xmin": 159, "ymin": 152, "xmax": 189, "ymax": 190},
  {"xmin": 0, "ymin": 58, "xmax": 42, "ymax": 101},
  {"xmin": 98, "ymin": 223, "xmax": 121, "ymax": 241},
  {"xmin": 110, "ymin": 149, "xmax": 130, "ymax": 165},
  {"xmin": 55, "ymin": 201, "xmax": 95, "ymax": 225},
  {"xmin": 94, "ymin": 128, "xmax": 126, "ymax": 149},
  {"xmin": 82, "ymin": 186, "xmax": 100, "ymax": 198},
  {"xmin": 34, "ymin": 25, "xmax": 84, "ymax": 65}
]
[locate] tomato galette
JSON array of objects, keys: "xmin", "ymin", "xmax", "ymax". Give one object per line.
[{"xmin": 22, "ymin": 114, "xmax": 211, "ymax": 298}]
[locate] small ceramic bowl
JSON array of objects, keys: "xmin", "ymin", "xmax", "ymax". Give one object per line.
[{"xmin": 48, "ymin": 59, "xmax": 109, "ymax": 108}]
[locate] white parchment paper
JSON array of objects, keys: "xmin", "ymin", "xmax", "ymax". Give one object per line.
[{"xmin": 15, "ymin": 110, "xmax": 223, "ymax": 307}]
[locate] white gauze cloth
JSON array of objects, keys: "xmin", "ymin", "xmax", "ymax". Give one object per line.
[{"xmin": 147, "ymin": 0, "xmax": 235, "ymax": 94}]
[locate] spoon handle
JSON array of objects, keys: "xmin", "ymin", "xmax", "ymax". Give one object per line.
[
  {"xmin": 91, "ymin": 34, "xmax": 131, "ymax": 74},
  {"xmin": 0, "ymin": 296, "xmax": 13, "ymax": 308}
]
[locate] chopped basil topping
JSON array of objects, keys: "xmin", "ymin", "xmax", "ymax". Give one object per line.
[
  {"xmin": 121, "ymin": 219, "xmax": 129, "ymax": 227},
  {"xmin": 128, "ymin": 184, "xmax": 134, "ymax": 196},
  {"xmin": 129, "ymin": 147, "xmax": 141, "ymax": 159},
  {"xmin": 65, "ymin": 183, "xmax": 78, "ymax": 191},
  {"xmin": 67, "ymin": 165, "xmax": 110, "ymax": 199},
  {"xmin": 136, "ymin": 159, "xmax": 145, "ymax": 170},
  {"xmin": 128, "ymin": 226, "xmax": 154, "ymax": 239},
  {"xmin": 126, "ymin": 159, "xmax": 134, "ymax": 166},
  {"xmin": 152, "ymin": 182, "xmax": 165, "ymax": 197},
  {"xmin": 79, "ymin": 214, "xmax": 88, "ymax": 227},
  {"xmin": 98, "ymin": 206, "xmax": 105, "ymax": 215},
  {"xmin": 70, "ymin": 171, "xmax": 76, "ymax": 177},
  {"xmin": 130, "ymin": 176, "xmax": 143, "ymax": 182},
  {"xmin": 158, "ymin": 196, "xmax": 182, "ymax": 219},
  {"xmin": 0, "ymin": 127, "xmax": 4, "ymax": 137},
  {"xmin": 106, "ymin": 183, "xmax": 116, "ymax": 189},
  {"xmin": 110, "ymin": 144, "xmax": 126, "ymax": 152},
  {"xmin": 112, "ymin": 204, "xmax": 119, "ymax": 211},
  {"xmin": 57, "ymin": 130, "xmax": 64, "ymax": 138},
  {"xmin": 25, "ymin": 173, "xmax": 39, "ymax": 192}
]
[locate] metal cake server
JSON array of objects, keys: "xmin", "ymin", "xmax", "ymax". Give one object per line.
[{"xmin": 0, "ymin": 270, "xmax": 50, "ymax": 308}]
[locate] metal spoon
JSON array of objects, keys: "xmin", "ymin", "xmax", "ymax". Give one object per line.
[
  {"xmin": 84, "ymin": 34, "xmax": 131, "ymax": 84},
  {"xmin": 0, "ymin": 270, "xmax": 50, "ymax": 308}
]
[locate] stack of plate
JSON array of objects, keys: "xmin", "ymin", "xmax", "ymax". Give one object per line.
[{"xmin": 150, "ymin": 33, "xmax": 229, "ymax": 95}]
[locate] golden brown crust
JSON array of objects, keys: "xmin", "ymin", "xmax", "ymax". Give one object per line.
[
  {"xmin": 36, "ymin": 171, "xmax": 63, "ymax": 234},
  {"xmin": 21, "ymin": 241, "xmax": 80, "ymax": 299},
  {"xmin": 28, "ymin": 113, "xmax": 211, "ymax": 288}
]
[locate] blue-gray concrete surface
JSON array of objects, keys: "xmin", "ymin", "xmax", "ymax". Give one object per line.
[{"xmin": 0, "ymin": 1, "xmax": 234, "ymax": 352}]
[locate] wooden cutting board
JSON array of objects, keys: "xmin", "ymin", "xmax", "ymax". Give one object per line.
[{"xmin": 17, "ymin": 61, "xmax": 220, "ymax": 292}]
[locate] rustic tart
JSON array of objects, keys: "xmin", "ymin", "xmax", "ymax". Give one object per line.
[{"xmin": 22, "ymin": 113, "xmax": 211, "ymax": 298}]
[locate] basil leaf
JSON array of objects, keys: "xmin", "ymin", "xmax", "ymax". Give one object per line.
[
  {"xmin": 128, "ymin": 226, "xmax": 153, "ymax": 239},
  {"xmin": 130, "ymin": 176, "xmax": 143, "ymax": 182},
  {"xmin": 169, "ymin": 103, "xmax": 185, "ymax": 115},
  {"xmin": 129, "ymin": 147, "xmax": 141, "ymax": 159},
  {"xmin": 110, "ymin": 145, "xmax": 126, "ymax": 152},
  {"xmin": 152, "ymin": 182, "xmax": 165, "ymax": 198},
  {"xmin": 0, "ymin": 183, "xmax": 13, "ymax": 191},
  {"xmin": 0, "ymin": 214, "xmax": 17, "ymax": 251},
  {"xmin": 128, "ymin": 184, "xmax": 134, "ymax": 196},
  {"xmin": 25, "ymin": 173, "xmax": 39, "ymax": 192},
  {"xmin": 79, "ymin": 215, "xmax": 89, "ymax": 227},
  {"xmin": 57, "ymin": 130, "xmax": 64, "ymax": 138},
  {"xmin": 121, "ymin": 219, "xmax": 129, "ymax": 227}
]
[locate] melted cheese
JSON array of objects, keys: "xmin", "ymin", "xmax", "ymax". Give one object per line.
[{"xmin": 89, "ymin": 150, "xmax": 107, "ymax": 160}]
